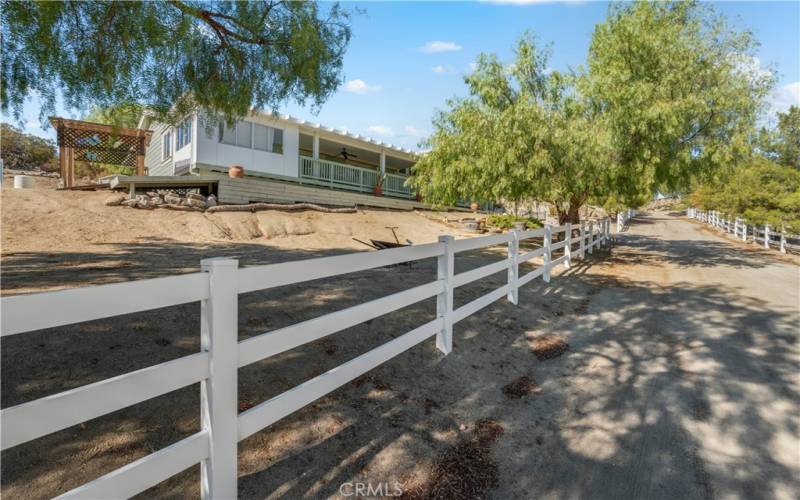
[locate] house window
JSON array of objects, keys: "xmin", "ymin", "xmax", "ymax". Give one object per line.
[
  {"xmin": 176, "ymin": 117, "xmax": 192, "ymax": 150},
  {"xmin": 162, "ymin": 131, "xmax": 172, "ymax": 160},
  {"xmin": 219, "ymin": 122, "xmax": 236, "ymax": 145},
  {"xmin": 236, "ymin": 121, "xmax": 252, "ymax": 148},
  {"xmin": 219, "ymin": 120, "xmax": 283, "ymax": 154},
  {"xmin": 272, "ymin": 128, "xmax": 283, "ymax": 154},
  {"xmin": 253, "ymin": 124, "xmax": 284, "ymax": 154}
]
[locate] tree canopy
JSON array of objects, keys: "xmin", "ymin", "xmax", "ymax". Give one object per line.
[
  {"xmin": 2, "ymin": 0, "xmax": 352, "ymax": 125},
  {"xmin": 411, "ymin": 1, "xmax": 775, "ymax": 221},
  {"xmin": 0, "ymin": 123, "xmax": 57, "ymax": 171}
]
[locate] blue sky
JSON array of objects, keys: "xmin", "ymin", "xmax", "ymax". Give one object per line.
[{"xmin": 8, "ymin": 0, "xmax": 800, "ymax": 150}]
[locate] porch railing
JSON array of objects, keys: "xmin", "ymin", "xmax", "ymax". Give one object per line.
[{"xmin": 298, "ymin": 156, "xmax": 413, "ymax": 199}]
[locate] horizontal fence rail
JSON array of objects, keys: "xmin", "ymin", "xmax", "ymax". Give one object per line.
[
  {"xmin": 687, "ymin": 207, "xmax": 797, "ymax": 253},
  {"xmin": 0, "ymin": 218, "xmax": 615, "ymax": 499}
]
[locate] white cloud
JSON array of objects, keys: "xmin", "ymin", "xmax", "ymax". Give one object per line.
[
  {"xmin": 770, "ymin": 81, "xmax": 800, "ymax": 115},
  {"xmin": 343, "ymin": 79, "xmax": 382, "ymax": 95},
  {"xmin": 404, "ymin": 125, "xmax": 426, "ymax": 137},
  {"xmin": 24, "ymin": 121, "xmax": 40, "ymax": 129},
  {"xmin": 366, "ymin": 125, "xmax": 394, "ymax": 137},
  {"xmin": 420, "ymin": 41, "xmax": 462, "ymax": 53},
  {"xmin": 432, "ymin": 65, "xmax": 455, "ymax": 74}
]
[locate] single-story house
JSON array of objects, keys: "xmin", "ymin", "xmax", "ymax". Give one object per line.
[{"xmin": 136, "ymin": 110, "xmax": 421, "ymax": 207}]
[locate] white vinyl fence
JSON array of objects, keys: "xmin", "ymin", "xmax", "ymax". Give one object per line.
[
  {"xmin": 617, "ymin": 209, "xmax": 637, "ymax": 233},
  {"xmin": 1, "ymin": 218, "xmax": 612, "ymax": 499},
  {"xmin": 687, "ymin": 208, "xmax": 796, "ymax": 253}
]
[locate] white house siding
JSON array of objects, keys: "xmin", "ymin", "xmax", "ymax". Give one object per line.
[
  {"xmin": 144, "ymin": 122, "xmax": 172, "ymax": 176},
  {"xmin": 195, "ymin": 114, "xmax": 300, "ymax": 178}
]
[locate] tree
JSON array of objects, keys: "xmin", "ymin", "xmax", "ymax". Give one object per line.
[
  {"xmin": 410, "ymin": 35, "xmax": 613, "ymax": 224},
  {"xmin": 84, "ymin": 103, "xmax": 145, "ymax": 129},
  {"xmin": 583, "ymin": 1, "xmax": 774, "ymax": 200},
  {"xmin": 0, "ymin": 123, "xmax": 57, "ymax": 171},
  {"xmin": 690, "ymin": 158, "xmax": 800, "ymax": 232},
  {"xmin": 759, "ymin": 106, "xmax": 800, "ymax": 168},
  {"xmin": 2, "ymin": 1, "xmax": 352, "ymax": 125}
]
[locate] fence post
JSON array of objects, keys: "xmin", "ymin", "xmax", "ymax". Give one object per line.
[
  {"xmin": 617, "ymin": 212, "xmax": 623, "ymax": 233},
  {"xmin": 764, "ymin": 224, "xmax": 770, "ymax": 249},
  {"xmin": 780, "ymin": 228, "xmax": 787, "ymax": 253},
  {"xmin": 579, "ymin": 221, "xmax": 586, "ymax": 258},
  {"xmin": 742, "ymin": 221, "xmax": 747, "ymax": 242},
  {"xmin": 436, "ymin": 235, "xmax": 454, "ymax": 355},
  {"xmin": 604, "ymin": 219, "xmax": 610, "ymax": 246},
  {"xmin": 588, "ymin": 220, "xmax": 594, "ymax": 255},
  {"xmin": 543, "ymin": 225, "xmax": 552, "ymax": 283},
  {"xmin": 507, "ymin": 230, "xmax": 519, "ymax": 304},
  {"xmin": 200, "ymin": 258, "xmax": 239, "ymax": 500},
  {"xmin": 564, "ymin": 223, "xmax": 572, "ymax": 268}
]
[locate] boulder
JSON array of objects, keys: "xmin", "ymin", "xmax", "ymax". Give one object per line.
[
  {"xmin": 104, "ymin": 194, "xmax": 127, "ymax": 206},
  {"xmin": 206, "ymin": 194, "xmax": 218, "ymax": 207},
  {"xmin": 137, "ymin": 199, "xmax": 154, "ymax": 209},
  {"xmin": 121, "ymin": 199, "xmax": 139, "ymax": 208},
  {"xmin": 164, "ymin": 193, "xmax": 182, "ymax": 205},
  {"xmin": 185, "ymin": 197, "xmax": 207, "ymax": 209},
  {"xmin": 150, "ymin": 196, "xmax": 164, "ymax": 205},
  {"xmin": 187, "ymin": 192, "xmax": 205, "ymax": 202}
]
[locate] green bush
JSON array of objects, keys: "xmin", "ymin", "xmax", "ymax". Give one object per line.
[{"xmin": 485, "ymin": 214, "xmax": 543, "ymax": 230}]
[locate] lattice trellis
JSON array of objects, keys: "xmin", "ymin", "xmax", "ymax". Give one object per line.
[{"xmin": 50, "ymin": 117, "xmax": 152, "ymax": 188}]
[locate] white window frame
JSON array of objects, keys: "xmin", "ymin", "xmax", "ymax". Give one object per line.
[
  {"xmin": 162, "ymin": 131, "xmax": 172, "ymax": 161},
  {"xmin": 218, "ymin": 120, "xmax": 283, "ymax": 154},
  {"xmin": 176, "ymin": 117, "xmax": 192, "ymax": 151}
]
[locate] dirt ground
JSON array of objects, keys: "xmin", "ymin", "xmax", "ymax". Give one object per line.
[{"xmin": 2, "ymin": 181, "xmax": 798, "ymax": 499}]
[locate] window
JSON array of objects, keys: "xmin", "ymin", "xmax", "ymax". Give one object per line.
[
  {"xmin": 219, "ymin": 122, "xmax": 236, "ymax": 145},
  {"xmin": 162, "ymin": 131, "xmax": 172, "ymax": 160},
  {"xmin": 236, "ymin": 121, "xmax": 252, "ymax": 148},
  {"xmin": 254, "ymin": 124, "xmax": 269, "ymax": 151},
  {"xmin": 272, "ymin": 128, "xmax": 283, "ymax": 154},
  {"xmin": 219, "ymin": 120, "xmax": 283, "ymax": 154},
  {"xmin": 176, "ymin": 117, "xmax": 192, "ymax": 150},
  {"xmin": 253, "ymin": 124, "xmax": 283, "ymax": 154}
]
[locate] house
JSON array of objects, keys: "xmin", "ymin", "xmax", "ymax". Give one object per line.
[{"xmin": 137, "ymin": 110, "xmax": 422, "ymax": 208}]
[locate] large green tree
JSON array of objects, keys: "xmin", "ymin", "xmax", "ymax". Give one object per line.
[
  {"xmin": 583, "ymin": 0, "xmax": 774, "ymax": 199},
  {"xmin": 411, "ymin": 35, "xmax": 613, "ymax": 223},
  {"xmin": 2, "ymin": 1, "xmax": 352, "ymax": 125},
  {"xmin": 759, "ymin": 106, "xmax": 800, "ymax": 169}
]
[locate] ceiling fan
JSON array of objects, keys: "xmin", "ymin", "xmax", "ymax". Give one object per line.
[{"xmin": 338, "ymin": 147, "xmax": 358, "ymax": 161}]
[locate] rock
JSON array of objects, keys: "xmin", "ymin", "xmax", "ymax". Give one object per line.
[
  {"xmin": 136, "ymin": 199, "xmax": 154, "ymax": 209},
  {"xmin": 121, "ymin": 199, "xmax": 139, "ymax": 208},
  {"xmin": 187, "ymin": 192, "xmax": 205, "ymax": 202},
  {"xmin": 206, "ymin": 194, "xmax": 217, "ymax": 207},
  {"xmin": 164, "ymin": 193, "xmax": 182, "ymax": 205},
  {"xmin": 185, "ymin": 197, "xmax": 207, "ymax": 209},
  {"xmin": 150, "ymin": 196, "xmax": 164, "ymax": 205},
  {"xmin": 105, "ymin": 194, "xmax": 127, "ymax": 206},
  {"xmin": 146, "ymin": 191, "xmax": 159, "ymax": 198}
]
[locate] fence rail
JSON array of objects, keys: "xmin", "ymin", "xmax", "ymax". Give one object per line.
[
  {"xmin": 687, "ymin": 207, "xmax": 797, "ymax": 253},
  {"xmin": 1, "ymin": 218, "xmax": 614, "ymax": 499}
]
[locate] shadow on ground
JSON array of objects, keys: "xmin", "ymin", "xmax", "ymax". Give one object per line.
[{"xmin": 1, "ymin": 239, "xmax": 798, "ymax": 500}]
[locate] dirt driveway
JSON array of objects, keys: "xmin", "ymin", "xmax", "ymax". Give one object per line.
[
  {"xmin": 2, "ymin": 212, "xmax": 798, "ymax": 499},
  {"xmin": 516, "ymin": 212, "xmax": 799, "ymax": 500}
]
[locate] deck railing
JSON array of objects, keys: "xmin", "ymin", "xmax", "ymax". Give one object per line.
[
  {"xmin": 298, "ymin": 156, "xmax": 413, "ymax": 199},
  {"xmin": 1, "ymin": 219, "xmax": 612, "ymax": 499}
]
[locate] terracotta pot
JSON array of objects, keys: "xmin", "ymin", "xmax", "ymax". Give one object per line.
[
  {"xmin": 373, "ymin": 185, "xmax": 383, "ymax": 196},
  {"xmin": 470, "ymin": 202, "xmax": 480, "ymax": 211},
  {"xmin": 228, "ymin": 165, "xmax": 245, "ymax": 178}
]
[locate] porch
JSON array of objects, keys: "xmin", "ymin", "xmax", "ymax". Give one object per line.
[{"xmin": 298, "ymin": 132, "xmax": 415, "ymax": 199}]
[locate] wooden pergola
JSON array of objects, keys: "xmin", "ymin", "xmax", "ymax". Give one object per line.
[{"xmin": 49, "ymin": 117, "xmax": 152, "ymax": 188}]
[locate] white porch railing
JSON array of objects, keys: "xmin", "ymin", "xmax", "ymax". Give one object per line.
[
  {"xmin": 298, "ymin": 156, "xmax": 414, "ymax": 199},
  {"xmin": 0, "ymin": 219, "xmax": 611, "ymax": 499}
]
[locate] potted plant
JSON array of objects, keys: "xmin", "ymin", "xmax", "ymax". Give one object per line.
[
  {"xmin": 373, "ymin": 175, "xmax": 384, "ymax": 196},
  {"xmin": 470, "ymin": 201, "xmax": 480, "ymax": 211},
  {"xmin": 228, "ymin": 165, "xmax": 245, "ymax": 178}
]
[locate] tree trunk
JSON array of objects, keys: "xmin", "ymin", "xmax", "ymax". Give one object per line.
[{"xmin": 557, "ymin": 199, "xmax": 583, "ymax": 225}]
